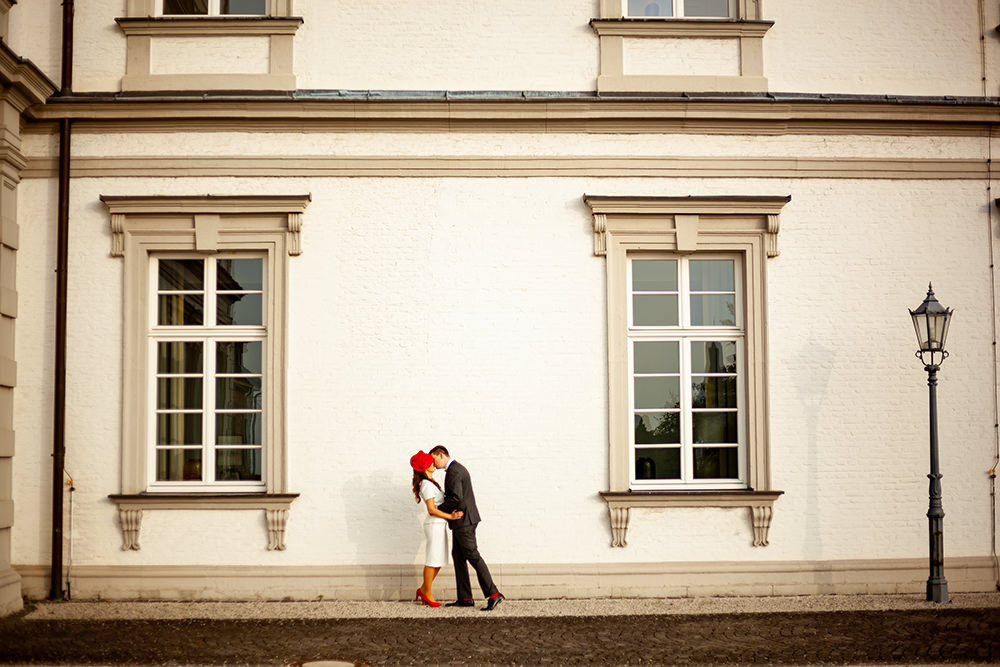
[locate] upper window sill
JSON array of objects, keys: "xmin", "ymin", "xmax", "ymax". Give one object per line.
[
  {"xmin": 116, "ymin": 16, "xmax": 303, "ymax": 36},
  {"xmin": 590, "ymin": 18, "xmax": 773, "ymax": 38},
  {"xmin": 109, "ymin": 492, "xmax": 299, "ymax": 511}
]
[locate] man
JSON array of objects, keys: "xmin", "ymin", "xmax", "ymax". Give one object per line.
[{"xmin": 429, "ymin": 445, "xmax": 505, "ymax": 612}]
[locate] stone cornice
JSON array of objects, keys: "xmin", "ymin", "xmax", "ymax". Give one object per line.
[
  {"xmin": 0, "ymin": 40, "xmax": 57, "ymax": 110},
  {"xmin": 115, "ymin": 16, "xmax": 303, "ymax": 36},
  {"xmin": 590, "ymin": 18, "xmax": 774, "ymax": 38}
]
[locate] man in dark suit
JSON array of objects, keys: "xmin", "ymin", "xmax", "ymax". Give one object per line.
[{"xmin": 429, "ymin": 445, "xmax": 504, "ymax": 611}]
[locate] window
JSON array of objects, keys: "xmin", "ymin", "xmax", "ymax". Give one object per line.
[
  {"xmin": 585, "ymin": 195, "xmax": 788, "ymax": 548},
  {"xmin": 151, "ymin": 256, "xmax": 266, "ymax": 491},
  {"xmin": 626, "ymin": 0, "xmax": 734, "ymax": 18},
  {"xmin": 629, "ymin": 256, "xmax": 745, "ymax": 489},
  {"xmin": 161, "ymin": 0, "xmax": 268, "ymax": 15},
  {"xmin": 103, "ymin": 194, "xmax": 309, "ymax": 551}
]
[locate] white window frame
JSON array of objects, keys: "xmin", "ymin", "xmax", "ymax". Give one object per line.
[
  {"xmin": 147, "ymin": 253, "xmax": 268, "ymax": 493},
  {"xmin": 586, "ymin": 194, "xmax": 789, "ymax": 549},
  {"xmin": 627, "ymin": 254, "xmax": 747, "ymax": 490},
  {"xmin": 158, "ymin": 0, "xmax": 270, "ymax": 16},
  {"xmin": 623, "ymin": 0, "xmax": 737, "ymax": 19}
]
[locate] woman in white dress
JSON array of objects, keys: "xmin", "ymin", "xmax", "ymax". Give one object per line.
[{"xmin": 410, "ymin": 450, "xmax": 463, "ymax": 607}]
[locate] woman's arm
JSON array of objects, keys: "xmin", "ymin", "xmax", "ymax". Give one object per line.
[{"xmin": 425, "ymin": 498, "xmax": 463, "ymax": 521}]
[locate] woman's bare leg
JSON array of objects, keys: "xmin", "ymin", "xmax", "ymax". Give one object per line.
[{"xmin": 422, "ymin": 566, "xmax": 441, "ymax": 602}]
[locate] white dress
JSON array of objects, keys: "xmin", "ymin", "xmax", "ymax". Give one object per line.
[{"xmin": 419, "ymin": 478, "xmax": 449, "ymax": 567}]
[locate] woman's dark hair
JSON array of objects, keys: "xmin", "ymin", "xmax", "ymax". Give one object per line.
[{"xmin": 412, "ymin": 470, "xmax": 441, "ymax": 503}]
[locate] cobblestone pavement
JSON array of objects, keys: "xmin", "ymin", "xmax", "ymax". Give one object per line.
[{"xmin": 0, "ymin": 596, "xmax": 997, "ymax": 666}]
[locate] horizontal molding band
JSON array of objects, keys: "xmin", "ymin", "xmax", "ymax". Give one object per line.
[
  {"xmin": 15, "ymin": 556, "xmax": 997, "ymax": 601},
  {"xmin": 22, "ymin": 156, "xmax": 990, "ymax": 180}
]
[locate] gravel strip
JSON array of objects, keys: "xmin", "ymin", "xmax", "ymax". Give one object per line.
[{"xmin": 22, "ymin": 591, "xmax": 1000, "ymax": 620}]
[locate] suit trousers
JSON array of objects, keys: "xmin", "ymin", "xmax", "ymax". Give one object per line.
[{"xmin": 451, "ymin": 524, "xmax": 497, "ymax": 600}]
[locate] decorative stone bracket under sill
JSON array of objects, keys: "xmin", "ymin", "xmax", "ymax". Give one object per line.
[
  {"xmin": 108, "ymin": 493, "xmax": 299, "ymax": 551},
  {"xmin": 599, "ymin": 490, "xmax": 783, "ymax": 548}
]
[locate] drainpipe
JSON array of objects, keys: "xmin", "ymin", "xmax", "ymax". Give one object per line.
[{"xmin": 50, "ymin": 0, "xmax": 74, "ymax": 601}]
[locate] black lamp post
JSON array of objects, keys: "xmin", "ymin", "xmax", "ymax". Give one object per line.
[{"xmin": 908, "ymin": 283, "xmax": 953, "ymax": 604}]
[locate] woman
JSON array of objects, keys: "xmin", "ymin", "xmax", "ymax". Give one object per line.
[{"xmin": 410, "ymin": 450, "xmax": 462, "ymax": 607}]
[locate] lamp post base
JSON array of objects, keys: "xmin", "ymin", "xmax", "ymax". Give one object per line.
[{"xmin": 927, "ymin": 578, "xmax": 949, "ymax": 604}]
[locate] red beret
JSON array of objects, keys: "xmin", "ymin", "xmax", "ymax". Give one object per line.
[{"xmin": 410, "ymin": 450, "xmax": 433, "ymax": 472}]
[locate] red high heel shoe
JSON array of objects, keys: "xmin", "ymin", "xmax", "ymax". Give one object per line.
[{"xmin": 415, "ymin": 588, "xmax": 442, "ymax": 607}]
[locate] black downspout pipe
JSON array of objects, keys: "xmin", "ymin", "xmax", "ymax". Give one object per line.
[{"xmin": 50, "ymin": 0, "xmax": 73, "ymax": 601}]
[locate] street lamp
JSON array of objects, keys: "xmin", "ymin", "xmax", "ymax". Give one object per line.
[{"xmin": 908, "ymin": 283, "xmax": 953, "ymax": 604}]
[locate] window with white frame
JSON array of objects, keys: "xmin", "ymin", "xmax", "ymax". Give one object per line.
[
  {"xmin": 151, "ymin": 255, "xmax": 266, "ymax": 490},
  {"xmin": 625, "ymin": 0, "xmax": 734, "ymax": 18},
  {"xmin": 628, "ymin": 255, "xmax": 744, "ymax": 489},
  {"xmin": 161, "ymin": 0, "xmax": 267, "ymax": 15}
]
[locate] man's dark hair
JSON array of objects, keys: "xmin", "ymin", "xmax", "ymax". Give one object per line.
[{"xmin": 429, "ymin": 445, "xmax": 449, "ymax": 457}]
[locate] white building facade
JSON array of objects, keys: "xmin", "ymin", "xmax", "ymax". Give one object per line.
[{"xmin": 2, "ymin": 0, "xmax": 999, "ymax": 612}]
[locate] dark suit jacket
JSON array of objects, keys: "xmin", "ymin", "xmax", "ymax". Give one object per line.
[{"xmin": 437, "ymin": 460, "xmax": 481, "ymax": 529}]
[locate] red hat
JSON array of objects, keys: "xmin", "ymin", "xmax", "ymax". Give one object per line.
[{"xmin": 410, "ymin": 450, "xmax": 433, "ymax": 472}]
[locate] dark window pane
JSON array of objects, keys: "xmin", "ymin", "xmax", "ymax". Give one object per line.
[
  {"xmin": 633, "ymin": 294, "xmax": 679, "ymax": 326},
  {"xmin": 692, "ymin": 411, "xmax": 738, "ymax": 443},
  {"xmin": 216, "ymin": 413, "xmax": 261, "ymax": 446},
  {"xmin": 632, "ymin": 259, "xmax": 678, "ymax": 292},
  {"xmin": 217, "ymin": 341, "xmax": 262, "ymax": 374},
  {"xmin": 634, "ymin": 412, "xmax": 680, "ymax": 444},
  {"xmin": 217, "ymin": 377, "xmax": 262, "ymax": 410},
  {"xmin": 635, "ymin": 376, "xmax": 680, "ymax": 410},
  {"xmin": 217, "ymin": 293, "xmax": 262, "ymax": 326},
  {"xmin": 156, "ymin": 448, "xmax": 203, "ymax": 481},
  {"xmin": 156, "ymin": 413, "xmax": 202, "ymax": 445},
  {"xmin": 221, "ymin": 0, "xmax": 267, "ymax": 14},
  {"xmin": 635, "ymin": 448, "xmax": 681, "ymax": 479},
  {"xmin": 693, "ymin": 447, "xmax": 739, "ymax": 479},
  {"xmin": 159, "ymin": 259, "xmax": 204, "ymax": 290},
  {"xmin": 692, "ymin": 376, "xmax": 737, "ymax": 409},
  {"xmin": 690, "ymin": 294, "xmax": 735, "ymax": 326},
  {"xmin": 628, "ymin": 0, "xmax": 672, "ymax": 16},
  {"xmin": 218, "ymin": 259, "xmax": 263, "ymax": 292},
  {"xmin": 157, "ymin": 342, "xmax": 203, "ymax": 374},
  {"xmin": 215, "ymin": 448, "xmax": 262, "ymax": 481},
  {"xmin": 684, "ymin": 0, "xmax": 730, "ymax": 17},
  {"xmin": 158, "ymin": 294, "xmax": 204, "ymax": 326},
  {"xmin": 157, "ymin": 378, "xmax": 203, "ymax": 410},
  {"xmin": 691, "ymin": 341, "xmax": 737, "ymax": 373},
  {"xmin": 634, "ymin": 340, "xmax": 679, "ymax": 374},
  {"xmin": 163, "ymin": 0, "xmax": 209, "ymax": 13}
]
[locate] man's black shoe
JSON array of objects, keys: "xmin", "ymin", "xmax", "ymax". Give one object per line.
[
  {"xmin": 481, "ymin": 593, "xmax": 505, "ymax": 612},
  {"xmin": 445, "ymin": 599, "xmax": 475, "ymax": 607}
]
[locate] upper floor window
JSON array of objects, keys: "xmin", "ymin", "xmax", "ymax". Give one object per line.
[
  {"xmin": 161, "ymin": 0, "xmax": 268, "ymax": 15},
  {"xmin": 626, "ymin": 0, "xmax": 734, "ymax": 18}
]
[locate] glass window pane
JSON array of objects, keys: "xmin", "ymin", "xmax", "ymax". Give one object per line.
[
  {"xmin": 635, "ymin": 448, "xmax": 681, "ymax": 479},
  {"xmin": 691, "ymin": 341, "xmax": 737, "ymax": 373},
  {"xmin": 693, "ymin": 447, "xmax": 739, "ymax": 479},
  {"xmin": 159, "ymin": 294, "xmax": 204, "ymax": 326},
  {"xmin": 690, "ymin": 294, "xmax": 735, "ymax": 326},
  {"xmin": 157, "ymin": 378, "xmax": 203, "ymax": 410},
  {"xmin": 216, "ymin": 448, "xmax": 262, "ymax": 481},
  {"xmin": 156, "ymin": 413, "xmax": 202, "ymax": 445},
  {"xmin": 163, "ymin": 0, "xmax": 209, "ymax": 14},
  {"xmin": 218, "ymin": 259, "xmax": 263, "ymax": 292},
  {"xmin": 217, "ymin": 377, "xmax": 262, "ymax": 410},
  {"xmin": 635, "ymin": 412, "xmax": 680, "ymax": 444},
  {"xmin": 633, "ymin": 294, "xmax": 679, "ymax": 326},
  {"xmin": 635, "ymin": 376, "xmax": 681, "ymax": 410},
  {"xmin": 632, "ymin": 259, "xmax": 678, "ymax": 292},
  {"xmin": 692, "ymin": 376, "xmax": 737, "ymax": 409},
  {"xmin": 692, "ymin": 411, "xmax": 738, "ymax": 444},
  {"xmin": 157, "ymin": 341, "xmax": 203, "ymax": 374},
  {"xmin": 684, "ymin": 0, "xmax": 731, "ymax": 16},
  {"xmin": 628, "ymin": 0, "xmax": 673, "ymax": 16},
  {"xmin": 689, "ymin": 259, "xmax": 734, "ymax": 291},
  {"xmin": 217, "ymin": 341, "xmax": 262, "ymax": 374},
  {"xmin": 156, "ymin": 449, "xmax": 203, "ymax": 481},
  {"xmin": 216, "ymin": 413, "xmax": 261, "ymax": 446},
  {"xmin": 159, "ymin": 259, "xmax": 204, "ymax": 291},
  {"xmin": 218, "ymin": 293, "xmax": 262, "ymax": 326},
  {"xmin": 634, "ymin": 341, "xmax": 679, "ymax": 374},
  {"xmin": 221, "ymin": 0, "xmax": 267, "ymax": 14}
]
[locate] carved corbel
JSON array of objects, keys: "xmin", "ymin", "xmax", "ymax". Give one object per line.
[
  {"xmin": 593, "ymin": 213, "xmax": 607, "ymax": 257},
  {"xmin": 765, "ymin": 214, "xmax": 780, "ymax": 258},
  {"xmin": 119, "ymin": 508, "xmax": 143, "ymax": 550},
  {"xmin": 287, "ymin": 212, "xmax": 303, "ymax": 256},
  {"xmin": 609, "ymin": 505, "xmax": 631, "ymax": 548},
  {"xmin": 266, "ymin": 508, "xmax": 289, "ymax": 550},
  {"xmin": 750, "ymin": 504, "xmax": 773, "ymax": 547},
  {"xmin": 110, "ymin": 213, "xmax": 126, "ymax": 257}
]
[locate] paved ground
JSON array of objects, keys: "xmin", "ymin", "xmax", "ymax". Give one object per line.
[{"xmin": 0, "ymin": 593, "xmax": 997, "ymax": 666}]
